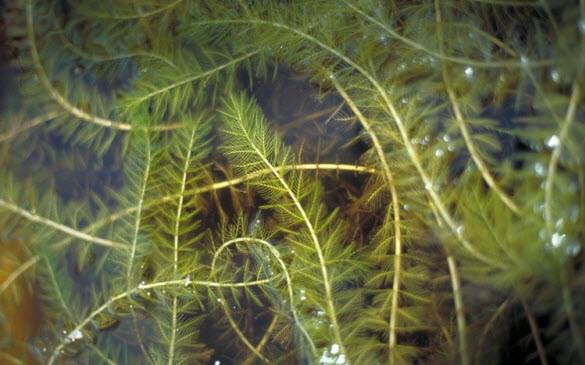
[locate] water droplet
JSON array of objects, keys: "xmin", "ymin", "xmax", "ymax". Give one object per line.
[
  {"xmin": 401, "ymin": 97, "xmax": 409, "ymax": 104},
  {"xmin": 456, "ymin": 225, "xmax": 464, "ymax": 235},
  {"xmin": 30, "ymin": 208, "xmax": 37, "ymax": 215},
  {"xmin": 214, "ymin": 361, "xmax": 221, "ymax": 365},
  {"xmin": 425, "ymin": 182, "xmax": 432, "ymax": 190},
  {"xmin": 217, "ymin": 298, "xmax": 222, "ymax": 303},
  {"xmin": 435, "ymin": 148, "xmax": 444, "ymax": 157},
  {"xmin": 443, "ymin": 134, "xmax": 452, "ymax": 142},
  {"xmin": 464, "ymin": 66, "xmax": 474, "ymax": 80},
  {"xmin": 328, "ymin": 73, "xmax": 335, "ymax": 79},
  {"xmin": 403, "ymin": 204, "xmax": 410, "ymax": 211},
  {"xmin": 546, "ymin": 135, "xmax": 560, "ymax": 148},
  {"xmin": 520, "ymin": 55, "xmax": 529, "ymax": 67}
]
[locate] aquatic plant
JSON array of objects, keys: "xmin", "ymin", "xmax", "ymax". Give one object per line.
[{"xmin": 1, "ymin": 0, "xmax": 584, "ymax": 364}]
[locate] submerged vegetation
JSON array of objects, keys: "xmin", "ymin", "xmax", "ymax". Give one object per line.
[{"xmin": 1, "ymin": 0, "xmax": 584, "ymax": 364}]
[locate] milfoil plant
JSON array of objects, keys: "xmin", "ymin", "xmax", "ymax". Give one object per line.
[{"xmin": 0, "ymin": 0, "xmax": 584, "ymax": 364}]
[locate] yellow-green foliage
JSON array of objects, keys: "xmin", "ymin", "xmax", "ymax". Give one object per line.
[{"xmin": 0, "ymin": 1, "xmax": 584, "ymax": 364}]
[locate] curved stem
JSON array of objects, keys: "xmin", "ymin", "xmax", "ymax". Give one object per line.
[
  {"xmin": 447, "ymin": 256, "xmax": 469, "ymax": 365},
  {"xmin": 332, "ymin": 78, "xmax": 403, "ymax": 364},
  {"xmin": 211, "ymin": 237, "xmax": 316, "ymax": 361}
]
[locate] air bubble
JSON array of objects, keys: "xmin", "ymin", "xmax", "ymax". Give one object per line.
[
  {"xmin": 435, "ymin": 148, "xmax": 444, "ymax": 157},
  {"xmin": 570, "ymin": 206, "xmax": 580, "ymax": 222},
  {"xmin": 68, "ymin": 330, "xmax": 83, "ymax": 340},
  {"xmin": 533, "ymin": 202, "xmax": 544, "ymax": 214},
  {"xmin": 534, "ymin": 162, "xmax": 546, "ymax": 177},
  {"xmin": 456, "ymin": 225, "xmax": 464, "ymax": 235},
  {"xmin": 520, "ymin": 55, "xmax": 529, "ymax": 67},
  {"xmin": 579, "ymin": 19, "xmax": 585, "ymax": 34},
  {"xmin": 464, "ymin": 66, "xmax": 474, "ymax": 80},
  {"xmin": 378, "ymin": 35, "xmax": 389, "ymax": 46},
  {"xmin": 183, "ymin": 274, "xmax": 192, "ymax": 286},
  {"xmin": 565, "ymin": 240, "xmax": 581, "ymax": 256},
  {"xmin": 401, "ymin": 97, "xmax": 409, "ymax": 104},
  {"xmin": 546, "ymin": 135, "xmax": 560, "ymax": 148},
  {"xmin": 300, "ymin": 289, "xmax": 307, "ymax": 301},
  {"xmin": 551, "ymin": 232, "xmax": 566, "ymax": 247},
  {"xmin": 138, "ymin": 281, "xmax": 146, "ymax": 289},
  {"xmin": 331, "ymin": 344, "xmax": 340, "ymax": 355},
  {"xmin": 550, "ymin": 69, "xmax": 560, "ymax": 83}
]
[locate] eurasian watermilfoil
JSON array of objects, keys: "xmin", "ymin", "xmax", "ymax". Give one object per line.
[{"xmin": 0, "ymin": 1, "xmax": 583, "ymax": 364}]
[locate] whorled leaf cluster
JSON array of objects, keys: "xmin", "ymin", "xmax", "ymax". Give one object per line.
[{"xmin": 0, "ymin": 0, "xmax": 584, "ymax": 364}]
